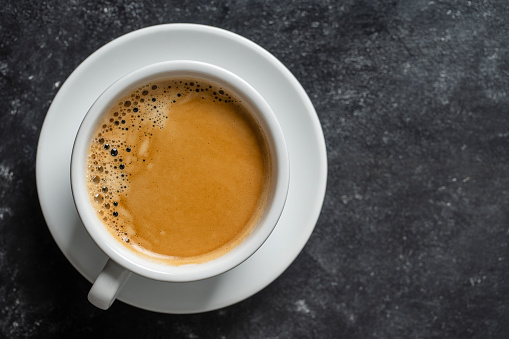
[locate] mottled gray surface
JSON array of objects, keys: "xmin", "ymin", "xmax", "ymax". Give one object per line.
[{"xmin": 2, "ymin": 0, "xmax": 509, "ymax": 338}]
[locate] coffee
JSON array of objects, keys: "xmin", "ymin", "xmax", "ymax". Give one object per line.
[{"xmin": 85, "ymin": 77, "xmax": 272, "ymax": 265}]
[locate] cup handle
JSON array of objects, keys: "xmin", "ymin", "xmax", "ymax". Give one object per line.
[{"xmin": 88, "ymin": 259, "xmax": 132, "ymax": 310}]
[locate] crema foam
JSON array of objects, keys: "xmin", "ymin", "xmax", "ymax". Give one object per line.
[{"xmin": 86, "ymin": 77, "xmax": 272, "ymax": 265}]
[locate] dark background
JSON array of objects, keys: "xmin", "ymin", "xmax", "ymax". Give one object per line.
[{"xmin": 2, "ymin": 0, "xmax": 509, "ymax": 338}]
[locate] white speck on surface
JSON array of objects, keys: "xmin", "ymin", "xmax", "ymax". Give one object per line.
[
  {"xmin": 0, "ymin": 61, "xmax": 8, "ymax": 76},
  {"xmin": 295, "ymin": 299, "xmax": 312, "ymax": 315},
  {"xmin": 0, "ymin": 207, "xmax": 10, "ymax": 220},
  {"xmin": 10, "ymin": 98, "xmax": 21, "ymax": 115},
  {"xmin": 54, "ymin": 81, "xmax": 61, "ymax": 88},
  {"xmin": 0, "ymin": 164, "xmax": 14, "ymax": 182},
  {"xmin": 402, "ymin": 61, "xmax": 411, "ymax": 74}
]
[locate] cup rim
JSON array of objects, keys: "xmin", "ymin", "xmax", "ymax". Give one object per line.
[{"xmin": 70, "ymin": 60, "xmax": 289, "ymax": 282}]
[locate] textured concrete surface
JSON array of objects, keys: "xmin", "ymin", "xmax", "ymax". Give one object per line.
[{"xmin": 2, "ymin": 0, "xmax": 509, "ymax": 338}]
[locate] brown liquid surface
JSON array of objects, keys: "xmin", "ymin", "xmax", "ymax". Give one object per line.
[{"xmin": 86, "ymin": 78, "xmax": 271, "ymax": 265}]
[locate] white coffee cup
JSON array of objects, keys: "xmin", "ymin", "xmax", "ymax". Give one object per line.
[{"xmin": 70, "ymin": 60, "xmax": 290, "ymax": 310}]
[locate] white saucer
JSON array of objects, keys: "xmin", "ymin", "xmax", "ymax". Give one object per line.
[{"xmin": 36, "ymin": 24, "xmax": 327, "ymax": 313}]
